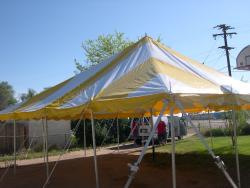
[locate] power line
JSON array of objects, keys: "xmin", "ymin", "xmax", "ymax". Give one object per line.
[{"xmin": 213, "ymin": 24, "xmax": 237, "ymax": 77}]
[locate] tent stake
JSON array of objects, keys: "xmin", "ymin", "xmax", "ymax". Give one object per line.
[
  {"xmin": 91, "ymin": 111, "xmax": 99, "ymax": 188},
  {"xmin": 176, "ymin": 100, "xmax": 238, "ymax": 188},
  {"xmin": 13, "ymin": 119, "xmax": 16, "ymax": 175},
  {"xmin": 84, "ymin": 119, "xmax": 87, "ymax": 157},
  {"xmin": 124, "ymin": 100, "xmax": 168, "ymax": 188},
  {"xmin": 232, "ymin": 110, "xmax": 241, "ymax": 188},
  {"xmin": 170, "ymin": 105, "xmax": 176, "ymax": 188}
]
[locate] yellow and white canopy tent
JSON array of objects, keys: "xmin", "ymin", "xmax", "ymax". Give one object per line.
[
  {"xmin": 1, "ymin": 36, "xmax": 250, "ymax": 121},
  {"xmin": 1, "ymin": 36, "xmax": 248, "ymax": 188}
]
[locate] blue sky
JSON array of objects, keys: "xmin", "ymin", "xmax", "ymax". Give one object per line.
[{"xmin": 1, "ymin": 0, "xmax": 250, "ymax": 99}]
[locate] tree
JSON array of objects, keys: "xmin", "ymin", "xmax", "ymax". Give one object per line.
[
  {"xmin": 0, "ymin": 81, "xmax": 17, "ymax": 110},
  {"xmin": 20, "ymin": 88, "xmax": 36, "ymax": 102},
  {"xmin": 75, "ymin": 31, "xmax": 134, "ymax": 73}
]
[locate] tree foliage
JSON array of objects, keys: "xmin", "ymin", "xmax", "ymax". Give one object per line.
[
  {"xmin": 75, "ymin": 31, "xmax": 133, "ymax": 73},
  {"xmin": 20, "ymin": 88, "xmax": 36, "ymax": 102},
  {"xmin": 71, "ymin": 119, "xmax": 131, "ymax": 147},
  {"xmin": 0, "ymin": 81, "xmax": 17, "ymax": 110}
]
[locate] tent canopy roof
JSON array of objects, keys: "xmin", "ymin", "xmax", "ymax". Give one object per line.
[{"xmin": 2, "ymin": 36, "xmax": 250, "ymax": 120}]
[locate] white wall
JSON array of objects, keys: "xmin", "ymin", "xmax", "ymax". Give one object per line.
[{"xmin": 28, "ymin": 120, "xmax": 71, "ymax": 149}]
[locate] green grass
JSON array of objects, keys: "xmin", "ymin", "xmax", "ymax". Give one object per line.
[
  {"xmin": 144, "ymin": 135, "xmax": 250, "ymax": 187},
  {"xmin": 151, "ymin": 135, "xmax": 250, "ymax": 156}
]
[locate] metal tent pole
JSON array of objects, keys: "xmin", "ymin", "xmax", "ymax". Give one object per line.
[
  {"xmin": 232, "ymin": 110, "xmax": 241, "ymax": 188},
  {"xmin": 124, "ymin": 100, "xmax": 168, "ymax": 188},
  {"xmin": 117, "ymin": 117, "xmax": 120, "ymax": 152},
  {"xmin": 42, "ymin": 119, "xmax": 46, "ymax": 163},
  {"xmin": 150, "ymin": 109, "xmax": 155, "ymax": 161},
  {"xmin": 91, "ymin": 111, "xmax": 100, "ymax": 188},
  {"xmin": 84, "ymin": 119, "xmax": 87, "ymax": 157},
  {"xmin": 175, "ymin": 100, "xmax": 238, "ymax": 188},
  {"xmin": 45, "ymin": 117, "xmax": 49, "ymax": 180},
  {"xmin": 13, "ymin": 119, "xmax": 16, "ymax": 174},
  {"xmin": 208, "ymin": 109, "xmax": 214, "ymax": 149},
  {"xmin": 126, "ymin": 118, "xmax": 135, "ymax": 141},
  {"xmin": 170, "ymin": 105, "xmax": 176, "ymax": 188}
]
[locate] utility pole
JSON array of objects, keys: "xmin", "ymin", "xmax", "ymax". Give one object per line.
[{"xmin": 213, "ymin": 24, "xmax": 237, "ymax": 77}]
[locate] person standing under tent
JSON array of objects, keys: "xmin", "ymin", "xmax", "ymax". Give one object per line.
[{"xmin": 157, "ymin": 120, "xmax": 167, "ymax": 144}]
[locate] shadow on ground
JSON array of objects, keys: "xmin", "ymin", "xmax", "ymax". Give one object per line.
[{"xmin": 0, "ymin": 152, "xmax": 249, "ymax": 188}]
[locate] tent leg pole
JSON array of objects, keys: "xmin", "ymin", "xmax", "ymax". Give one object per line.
[
  {"xmin": 45, "ymin": 117, "xmax": 49, "ymax": 180},
  {"xmin": 170, "ymin": 105, "xmax": 176, "ymax": 188},
  {"xmin": 175, "ymin": 100, "xmax": 238, "ymax": 188},
  {"xmin": 91, "ymin": 111, "xmax": 99, "ymax": 188},
  {"xmin": 13, "ymin": 120, "xmax": 16, "ymax": 175},
  {"xmin": 124, "ymin": 100, "xmax": 168, "ymax": 188},
  {"xmin": 117, "ymin": 117, "xmax": 120, "ymax": 152},
  {"xmin": 42, "ymin": 119, "xmax": 46, "ymax": 163},
  {"xmin": 84, "ymin": 119, "xmax": 87, "ymax": 157},
  {"xmin": 232, "ymin": 110, "xmax": 241, "ymax": 188},
  {"xmin": 208, "ymin": 109, "xmax": 213, "ymax": 149},
  {"xmin": 150, "ymin": 109, "xmax": 155, "ymax": 161}
]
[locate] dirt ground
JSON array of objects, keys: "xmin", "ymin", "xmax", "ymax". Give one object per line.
[{"xmin": 0, "ymin": 144, "xmax": 235, "ymax": 188}]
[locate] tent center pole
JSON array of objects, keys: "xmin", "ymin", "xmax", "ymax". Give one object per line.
[{"xmin": 91, "ymin": 111, "xmax": 99, "ymax": 188}]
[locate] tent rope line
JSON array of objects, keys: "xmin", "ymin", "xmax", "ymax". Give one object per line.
[
  {"xmin": 42, "ymin": 106, "xmax": 89, "ymax": 188},
  {"xmin": 176, "ymin": 100, "xmax": 238, "ymax": 188},
  {"xmin": 124, "ymin": 100, "xmax": 169, "ymax": 188},
  {"xmin": 0, "ymin": 127, "xmax": 31, "ymax": 183},
  {"xmin": 99, "ymin": 118, "xmax": 115, "ymax": 150}
]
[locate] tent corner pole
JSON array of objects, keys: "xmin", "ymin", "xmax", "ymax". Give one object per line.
[
  {"xmin": 13, "ymin": 119, "xmax": 16, "ymax": 175},
  {"xmin": 91, "ymin": 111, "xmax": 100, "ymax": 188},
  {"xmin": 170, "ymin": 104, "xmax": 176, "ymax": 188},
  {"xmin": 232, "ymin": 110, "xmax": 241, "ymax": 188}
]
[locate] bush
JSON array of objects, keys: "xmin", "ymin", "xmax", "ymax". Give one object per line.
[
  {"xmin": 240, "ymin": 124, "xmax": 250, "ymax": 135},
  {"xmin": 48, "ymin": 144, "xmax": 59, "ymax": 151},
  {"xmin": 70, "ymin": 134, "xmax": 78, "ymax": 148},
  {"xmin": 203, "ymin": 128, "xmax": 229, "ymax": 137},
  {"xmin": 33, "ymin": 144, "xmax": 43, "ymax": 152}
]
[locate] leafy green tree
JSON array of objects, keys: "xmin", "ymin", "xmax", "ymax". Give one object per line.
[
  {"xmin": 20, "ymin": 88, "xmax": 36, "ymax": 102},
  {"xmin": 75, "ymin": 31, "xmax": 134, "ymax": 73},
  {"xmin": 0, "ymin": 81, "xmax": 17, "ymax": 110}
]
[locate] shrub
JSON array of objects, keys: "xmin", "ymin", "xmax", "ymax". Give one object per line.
[
  {"xmin": 203, "ymin": 128, "xmax": 228, "ymax": 137},
  {"xmin": 48, "ymin": 144, "xmax": 59, "ymax": 151},
  {"xmin": 240, "ymin": 124, "xmax": 250, "ymax": 135},
  {"xmin": 33, "ymin": 144, "xmax": 43, "ymax": 152}
]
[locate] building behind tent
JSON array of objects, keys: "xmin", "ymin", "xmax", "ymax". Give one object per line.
[{"xmin": 0, "ymin": 120, "xmax": 71, "ymax": 154}]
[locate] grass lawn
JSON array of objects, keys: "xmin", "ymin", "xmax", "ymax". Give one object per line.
[
  {"xmin": 152, "ymin": 135, "xmax": 250, "ymax": 155},
  {"xmin": 144, "ymin": 135, "xmax": 250, "ymax": 188}
]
